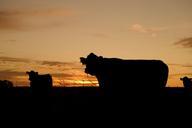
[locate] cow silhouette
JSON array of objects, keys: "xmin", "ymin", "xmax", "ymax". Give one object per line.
[
  {"xmin": 0, "ymin": 80, "xmax": 13, "ymax": 89},
  {"xmin": 180, "ymin": 76, "xmax": 192, "ymax": 88},
  {"xmin": 80, "ymin": 53, "xmax": 169, "ymax": 96},
  {"xmin": 0, "ymin": 80, "xmax": 13, "ymax": 96},
  {"xmin": 26, "ymin": 70, "xmax": 52, "ymax": 95}
]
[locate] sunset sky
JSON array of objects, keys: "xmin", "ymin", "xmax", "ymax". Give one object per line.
[{"xmin": 0, "ymin": 0, "xmax": 192, "ymax": 87}]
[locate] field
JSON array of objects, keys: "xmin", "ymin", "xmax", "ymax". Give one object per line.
[
  {"xmin": 0, "ymin": 86, "xmax": 189, "ymax": 97},
  {"xmin": 0, "ymin": 86, "xmax": 190, "ymax": 115}
]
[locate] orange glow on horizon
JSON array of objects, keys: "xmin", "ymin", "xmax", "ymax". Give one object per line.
[{"xmin": 1, "ymin": 63, "xmax": 191, "ymax": 87}]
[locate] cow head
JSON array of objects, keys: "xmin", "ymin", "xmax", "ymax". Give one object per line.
[
  {"xmin": 180, "ymin": 76, "xmax": 189, "ymax": 81},
  {"xmin": 80, "ymin": 53, "xmax": 103, "ymax": 76},
  {"xmin": 26, "ymin": 70, "xmax": 38, "ymax": 81}
]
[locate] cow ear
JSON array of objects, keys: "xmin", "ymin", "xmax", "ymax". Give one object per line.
[
  {"xmin": 80, "ymin": 57, "xmax": 86, "ymax": 65},
  {"xmin": 99, "ymin": 56, "xmax": 103, "ymax": 59},
  {"xmin": 89, "ymin": 53, "xmax": 95, "ymax": 56},
  {"xmin": 88, "ymin": 53, "xmax": 98, "ymax": 60}
]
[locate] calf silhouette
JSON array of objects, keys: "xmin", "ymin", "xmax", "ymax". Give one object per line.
[
  {"xmin": 80, "ymin": 53, "xmax": 169, "ymax": 96},
  {"xmin": 26, "ymin": 71, "xmax": 52, "ymax": 95}
]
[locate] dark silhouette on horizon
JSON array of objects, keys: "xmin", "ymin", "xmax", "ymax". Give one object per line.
[
  {"xmin": 180, "ymin": 76, "xmax": 192, "ymax": 88},
  {"xmin": 26, "ymin": 70, "xmax": 53, "ymax": 95},
  {"xmin": 0, "ymin": 80, "xmax": 13, "ymax": 89},
  {"xmin": 80, "ymin": 53, "xmax": 169, "ymax": 96},
  {"xmin": 1, "ymin": 57, "xmax": 192, "ymax": 97},
  {"xmin": 0, "ymin": 55, "xmax": 191, "ymax": 117},
  {"xmin": 0, "ymin": 80, "xmax": 13, "ymax": 96}
]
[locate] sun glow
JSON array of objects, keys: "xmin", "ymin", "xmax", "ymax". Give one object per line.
[{"xmin": 52, "ymin": 76, "xmax": 98, "ymax": 87}]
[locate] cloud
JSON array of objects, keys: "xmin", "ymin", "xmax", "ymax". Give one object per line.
[
  {"xmin": 0, "ymin": 14, "xmax": 21, "ymax": 30},
  {"xmin": 52, "ymin": 73, "xmax": 74, "ymax": 78},
  {"xmin": 169, "ymin": 63, "xmax": 192, "ymax": 67},
  {"xmin": 169, "ymin": 73, "xmax": 192, "ymax": 77},
  {"xmin": 0, "ymin": 8, "xmax": 73, "ymax": 17},
  {"xmin": 174, "ymin": 37, "xmax": 192, "ymax": 48},
  {"xmin": 0, "ymin": 70, "xmax": 25, "ymax": 77},
  {"xmin": 0, "ymin": 70, "xmax": 27, "ymax": 85},
  {"xmin": 0, "ymin": 56, "xmax": 81, "ymax": 69},
  {"xmin": 41, "ymin": 61, "xmax": 75, "ymax": 66},
  {"xmin": 0, "ymin": 55, "xmax": 98, "ymax": 86},
  {"xmin": 129, "ymin": 24, "xmax": 167, "ymax": 37},
  {"xmin": 182, "ymin": 65, "xmax": 192, "ymax": 68},
  {"xmin": 40, "ymin": 61, "xmax": 83, "ymax": 71},
  {"xmin": 0, "ymin": 56, "xmax": 30, "ymax": 63},
  {"xmin": 0, "ymin": 8, "xmax": 74, "ymax": 30}
]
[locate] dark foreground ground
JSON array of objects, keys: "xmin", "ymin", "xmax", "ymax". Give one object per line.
[
  {"xmin": 1, "ymin": 86, "xmax": 191, "ymax": 97},
  {"xmin": 0, "ymin": 87, "xmax": 192, "ymax": 117},
  {"xmin": 1, "ymin": 86, "xmax": 192, "ymax": 126},
  {"xmin": 0, "ymin": 86, "xmax": 191, "ymax": 97}
]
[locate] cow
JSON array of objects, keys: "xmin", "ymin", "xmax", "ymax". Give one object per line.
[
  {"xmin": 26, "ymin": 70, "xmax": 53, "ymax": 95},
  {"xmin": 0, "ymin": 80, "xmax": 13, "ymax": 88},
  {"xmin": 0, "ymin": 80, "xmax": 13, "ymax": 96},
  {"xmin": 80, "ymin": 53, "xmax": 169, "ymax": 96},
  {"xmin": 180, "ymin": 76, "xmax": 192, "ymax": 88}
]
